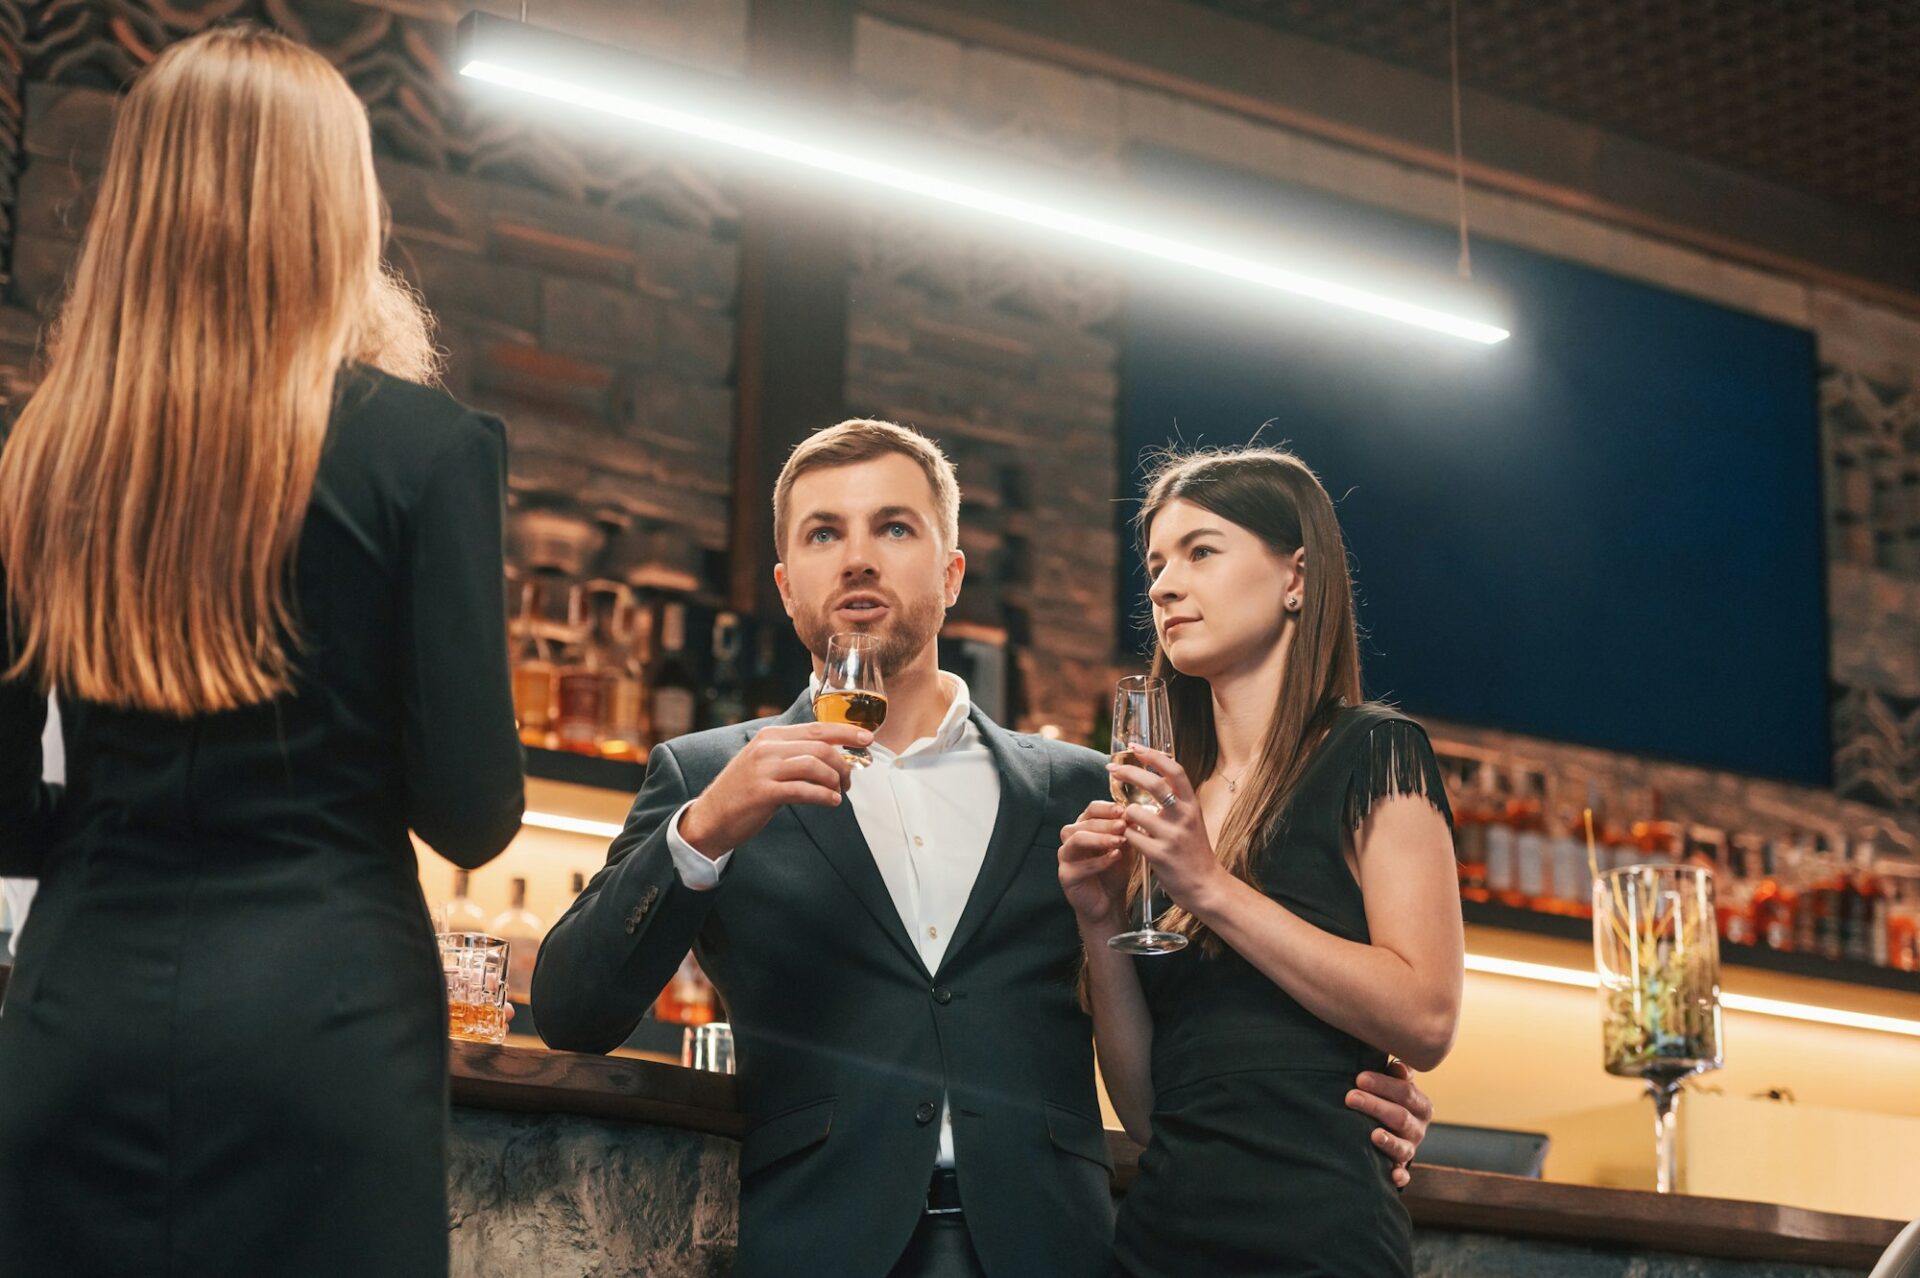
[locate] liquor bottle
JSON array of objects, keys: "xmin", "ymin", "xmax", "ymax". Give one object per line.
[
  {"xmin": 489, "ymin": 877, "xmax": 545, "ymax": 1004},
  {"xmin": 648, "ymin": 601, "xmax": 698, "ymax": 743},
  {"xmin": 1844, "ymin": 835, "xmax": 1882, "ymax": 965},
  {"xmin": 1511, "ymin": 774, "xmax": 1551, "ymax": 911},
  {"xmin": 1790, "ymin": 834, "xmax": 1820, "ymax": 954},
  {"xmin": 652, "ymin": 950, "xmax": 716, "ymax": 1026},
  {"xmin": 1888, "ymin": 867, "xmax": 1920, "ymax": 972},
  {"xmin": 510, "ymin": 576, "xmax": 557, "ymax": 750},
  {"xmin": 1717, "ymin": 837, "xmax": 1759, "ymax": 947},
  {"xmin": 553, "ymin": 582, "xmax": 617, "ymax": 755},
  {"xmin": 439, "ymin": 868, "xmax": 489, "ymax": 933},
  {"xmin": 1602, "ymin": 785, "xmax": 1643, "ymax": 874},
  {"xmin": 703, "ymin": 611, "xmax": 749, "ymax": 729},
  {"xmin": 1755, "ymin": 836, "xmax": 1800, "ymax": 952},
  {"xmin": 1453, "ymin": 763, "xmax": 1492, "ymax": 904},
  {"xmin": 601, "ymin": 596, "xmax": 652, "ymax": 760},
  {"xmin": 1484, "ymin": 768, "xmax": 1523, "ymax": 909},
  {"xmin": 1547, "ymin": 801, "xmax": 1592, "ymax": 918},
  {"xmin": 1869, "ymin": 868, "xmax": 1891, "ymax": 969},
  {"xmin": 1810, "ymin": 835, "xmax": 1847, "ymax": 961}
]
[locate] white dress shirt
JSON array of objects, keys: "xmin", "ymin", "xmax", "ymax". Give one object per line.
[{"xmin": 666, "ymin": 672, "xmax": 1003, "ymax": 1168}]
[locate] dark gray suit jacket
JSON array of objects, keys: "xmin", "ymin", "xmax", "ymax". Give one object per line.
[{"xmin": 532, "ymin": 692, "xmax": 1115, "ymax": 1278}]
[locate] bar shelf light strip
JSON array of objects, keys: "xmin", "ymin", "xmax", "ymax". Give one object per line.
[
  {"xmin": 514, "ymin": 818, "xmax": 1920, "ymax": 1039},
  {"xmin": 457, "ymin": 54, "xmax": 1510, "ymax": 346},
  {"xmin": 524, "ymin": 810, "xmax": 624, "ymax": 840},
  {"xmin": 1464, "ymin": 953, "xmax": 1920, "ymax": 1039}
]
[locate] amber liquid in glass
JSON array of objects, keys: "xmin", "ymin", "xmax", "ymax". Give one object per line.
[
  {"xmin": 1108, "ymin": 749, "xmax": 1161, "ymax": 810},
  {"xmin": 814, "ymin": 689, "xmax": 888, "ymax": 733},
  {"xmin": 448, "ymin": 999, "xmax": 508, "ymax": 1043}
]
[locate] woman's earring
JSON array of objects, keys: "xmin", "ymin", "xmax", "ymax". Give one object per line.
[{"xmin": 1285, "ymin": 595, "xmax": 1301, "ymax": 612}]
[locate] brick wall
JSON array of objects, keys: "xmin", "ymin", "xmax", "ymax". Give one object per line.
[{"xmin": 0, "ymin": 0, "xmax": 746, "ymax": 599}]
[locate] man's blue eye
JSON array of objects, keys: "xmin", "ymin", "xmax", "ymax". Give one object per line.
[
  {"xmin": 808, "ymin": 528, "xmax": 835, "ymax": 544},
  {"xmin": 885, "ymin": 523, "xmax": 911, "ymax": 537}
]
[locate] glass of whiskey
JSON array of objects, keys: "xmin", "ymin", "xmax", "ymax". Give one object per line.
[{"xmin": 438, "ymin": 931, "xmax": 510, "ymax": 1044}]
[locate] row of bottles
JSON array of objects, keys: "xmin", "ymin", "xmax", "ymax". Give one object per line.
[
  {"xmin": 1717, "ymin": 834, "xmax": 1920, "ymax": 969},
  {"xmin": 509, "ymin": 573, "xmax": 787, "ymax": 758},
  {"xmin": 437, "ymin": 868, "xmax": 719, "ymax": 1024},
  {"xmin": 1445, "ymin": 758, "xmax": 1920, "ymax": 973}
]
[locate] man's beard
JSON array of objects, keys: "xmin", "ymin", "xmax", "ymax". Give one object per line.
[{"xmin": 794, "ymin": 589, "xmax": 946, "ymax": 677}]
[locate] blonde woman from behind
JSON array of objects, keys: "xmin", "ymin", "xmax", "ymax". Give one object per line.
[{"xmin": 0, "ymin": 25, "xmax": 523, "ymax": 1277}]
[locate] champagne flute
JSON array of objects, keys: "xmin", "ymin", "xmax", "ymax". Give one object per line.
[
  {"xmin": 815, "ymin": 632, "xmax": 887, "ymax": 766},
  {"xmin": 1108, "ymin": 675, "xmax": 1188, "ymax": 955}
]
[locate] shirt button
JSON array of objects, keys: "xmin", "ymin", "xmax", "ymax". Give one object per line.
[
  {"xmin": 893, "ymin": 759, "xmax": 905, "ymax": 769},
  {"xmin": 915, "ymin": 1102, "xmax": 937, "ymax": 1125},
  {"xmin": 927, "ymin": 925, "xmax": 938, "ymax": 940},
  {"xmin": 913, "ymin": 836, "xmax": 925, "ymax": 847},
  {"xmin": 932, "ymin": 986, "xmax": 953, "ymax": 1005}
]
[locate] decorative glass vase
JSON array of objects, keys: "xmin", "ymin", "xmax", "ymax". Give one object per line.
[{"xmin": 1593, "ymin": 864, "xmax": 1724, "ymax": 1193}]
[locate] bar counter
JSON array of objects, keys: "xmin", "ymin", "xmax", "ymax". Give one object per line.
[
  {"xmin": 0, "ymin": 957, "xmax": 1902, "ymax": 1273},
  {"xmin": 447, "ymin": 1040, "xmax": 1906, "ymax": 1277}
]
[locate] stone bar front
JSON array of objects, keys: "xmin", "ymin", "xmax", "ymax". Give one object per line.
[{"xmin": 445, "ymin": 1043, "xmax": 1903, "ymax": 1278}]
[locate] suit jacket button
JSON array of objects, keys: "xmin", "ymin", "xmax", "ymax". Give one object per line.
[
  {"xmin": 931, "ymin": 986, "xmax": 953, "ymax": 1006},
  {"xmin": 914, "ymin": 1102, "xmax": 937, "ymax": 1125}
]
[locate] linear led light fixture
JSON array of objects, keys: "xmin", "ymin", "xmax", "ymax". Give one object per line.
[
  {"xmin": 455, "ymin": 13, "xmax": 1510, "ymax": 346},
  {"xmin": 1464, "ymin": 953, "xmax": 1920, "ymax": 1040}
]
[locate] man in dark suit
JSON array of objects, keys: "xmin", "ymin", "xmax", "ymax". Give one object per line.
[{"xmin": 533, "ymin": 419, "xmax": 1433, "ymax": 1278}]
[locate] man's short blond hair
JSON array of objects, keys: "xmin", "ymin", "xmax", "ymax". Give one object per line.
[{"xmin": 772, "ymin": 418, "xmax": 962, "ymax": 554}]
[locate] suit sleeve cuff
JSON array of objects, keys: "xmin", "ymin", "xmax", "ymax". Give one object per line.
[{"xmin": 666, "ymin": 801, "xmax": 732, "ymax": 890}]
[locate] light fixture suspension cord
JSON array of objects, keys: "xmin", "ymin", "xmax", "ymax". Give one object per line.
[{"xmin": 1449, "ymin": 0, "xmax": 1472, "ymax": 280}]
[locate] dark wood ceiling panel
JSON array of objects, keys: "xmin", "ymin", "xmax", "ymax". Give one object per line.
[{"xmin": 1193, "ymin": 1, "xmax": 1918, "ymax": 223}]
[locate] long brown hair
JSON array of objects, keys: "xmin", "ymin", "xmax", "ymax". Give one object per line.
[
  {"xmin": 0, "ymin": 24, "xmax": 439, "ymax": 715},
  {"xmin": 1132, "ymin": 447, "xmax": 1365, "ymax": 950}
]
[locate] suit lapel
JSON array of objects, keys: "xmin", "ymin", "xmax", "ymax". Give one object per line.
[
  {"xmin": 777, "ymin": 691, "xmax": 933, "ymax": 980},
  {"xmin": 937, "ymin": 707, "xmax": 1050, "ymax": 977}
]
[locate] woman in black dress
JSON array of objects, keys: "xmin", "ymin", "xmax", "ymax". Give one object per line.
[
  {"xmin": 0, "ymin": 26, "xmax": 523, "ymax": 1276},
  {"xmin": 1061, "ymin": 447, "xmax": 1464, "ymax": 1277}
]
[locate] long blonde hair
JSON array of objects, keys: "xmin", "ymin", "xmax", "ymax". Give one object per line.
[
  {"xmin": 1133, "ymin": 447, "xmax": 1364, "ymax": 950},
  {"xmin": 0, "ymin": 24, "xmax": 440, "ymax": 715}
]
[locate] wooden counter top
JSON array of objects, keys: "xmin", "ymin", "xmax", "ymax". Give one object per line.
[{"xmin": 449, "ymin": 1041, "xmax": 1907, "ymax": 1270}]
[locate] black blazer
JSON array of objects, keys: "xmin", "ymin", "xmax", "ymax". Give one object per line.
[
  {"xmin": 534, "ymin": 692, "xmax": 1115, "ymax": 1278},
  {"xmin": 0, "ymin": 366, "xmax": 525, "ymax": 1276}
]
